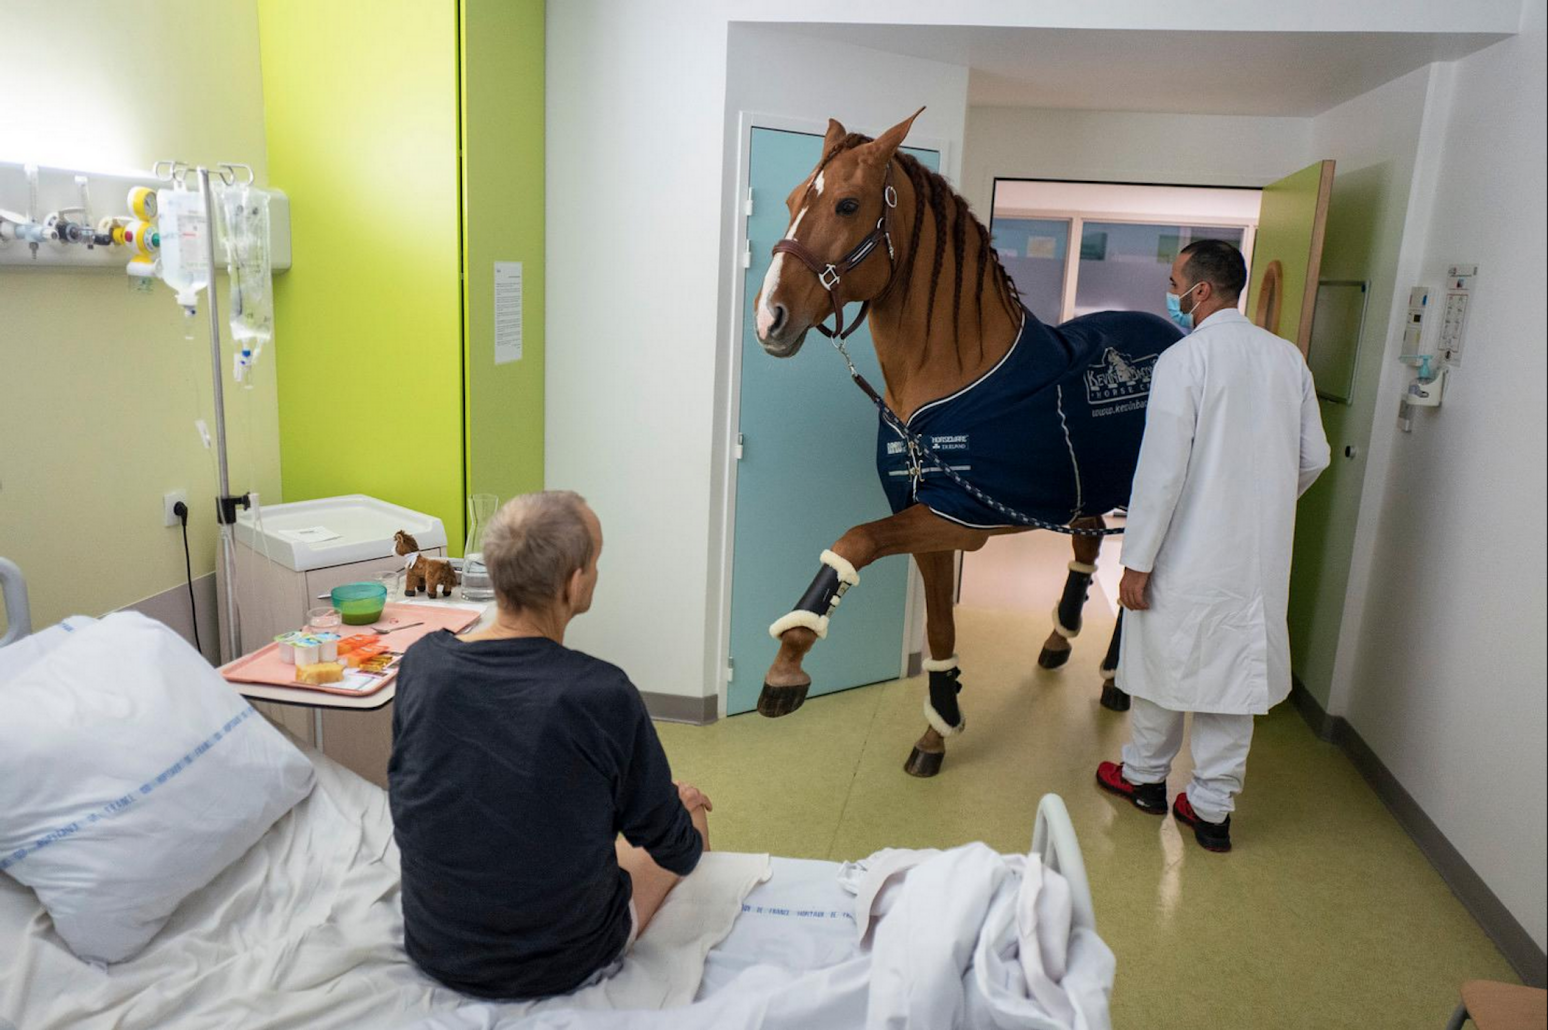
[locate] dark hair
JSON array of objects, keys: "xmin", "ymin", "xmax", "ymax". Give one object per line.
[{"xmin": 1180, "ymin": 239, "xmax": 1247, "ymax": 301}]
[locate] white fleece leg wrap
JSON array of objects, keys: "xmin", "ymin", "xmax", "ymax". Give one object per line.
[
  {"xmin": 921, "ymin": 654, "xmax": 959, "ymax": 673},
  {"xmin": 770, "ymin": 609, "xmax": 828, "ymax": 640},
  {"xmin": 1050, "ymin": 606, "xmax": 1080, "ymax": 640},
  {"xmin": 923, "ymin": 698, "xmax": 965, "ymax": 737},
  {"xmin": 820, "ymin": 549, "xmax": 860, "ymax": 585},
  {"xmin": 1068, "ymin": 560, "xmax": 1098, "ymax": 575}
]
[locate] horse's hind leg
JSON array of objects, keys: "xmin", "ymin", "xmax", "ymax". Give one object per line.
[
  {"xmin": 904, "ymin": 551, "xmax": 964, "ymax": 778},
  {"xmin": 1098, "ymin": 610, "xmax": 1130, "ymax": 711},
  {"xmin": 1037, "ymin": 517, "xmax": 1104, "ymax": 670}
]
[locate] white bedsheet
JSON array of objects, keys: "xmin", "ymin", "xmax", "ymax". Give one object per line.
[
  {"xmin": 0, "ymin": 747, "xmax": 768, "ymax": 1030},
  {"xmin": 427, "ymin": 846, "xmax": 1114, "ymax": 1030}
]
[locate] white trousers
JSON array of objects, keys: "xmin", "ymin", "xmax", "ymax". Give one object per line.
[{"xmin": 1120, "ymin": 696, "xmax": 1254, "ymax": 823}]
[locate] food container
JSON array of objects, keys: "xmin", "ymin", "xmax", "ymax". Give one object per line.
[
  {"xmin": 273, "ymin": 631, "xmax": 302, "ymax": 665},
  {"xmin": 330, "ymin": 582, "xmax": 388, "ymax": 626},
  {"xmin": 313, "ymin": 632, "xmax": 340, "ymax": 662},
  {"xmin": 293, "ymin": 635, "xmax": 321, "ymax": 666}
]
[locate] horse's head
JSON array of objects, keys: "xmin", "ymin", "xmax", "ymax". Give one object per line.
[{"xmin": 754, "ymin": 109, "xmax": 923, "ymax": 357}]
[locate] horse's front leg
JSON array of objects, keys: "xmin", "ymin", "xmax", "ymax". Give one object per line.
[
  {"xmin": 903, "ymin": 550, "xmax": 962, "ymax": 778},
  {"xmin": 759, "ymin": 505, "xmax": 991, "ymax": 717},
  {"xmin": 1036, "ymin": 516, "xmax": 1105, "ymax": 669}
]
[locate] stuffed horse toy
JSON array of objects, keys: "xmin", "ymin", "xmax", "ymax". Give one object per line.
[{"xmin": 394, "ymin": 530, "xmax": 460, "ymax": 598}]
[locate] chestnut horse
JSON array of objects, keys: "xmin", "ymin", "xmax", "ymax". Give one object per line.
[{"xmin": 752, "ymin": 110, "xmax": 1183, "ymax": 777}]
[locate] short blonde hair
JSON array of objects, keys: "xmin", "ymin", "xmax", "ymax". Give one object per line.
[{"xmin": 482, "ymin": 491, "xmax": 595, "ymax": 612}]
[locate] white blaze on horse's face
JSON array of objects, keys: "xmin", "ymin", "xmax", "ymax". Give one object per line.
[{"xmin": 756, "ymin": 204, "xmax": 807, "ymax": 344}]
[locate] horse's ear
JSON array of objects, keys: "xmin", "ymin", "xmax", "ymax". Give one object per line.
[
  {"xmin": 823, "ymin": 117, "xmax": 848, "ymax": 155},
  {"xmin": 860, "ymin": 107, "xmax": 925, "ymax": 167}
]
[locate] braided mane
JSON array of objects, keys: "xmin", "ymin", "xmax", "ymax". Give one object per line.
[{"xmin": 813, "ymin": 133, "xmax": 1021, "ymax": 365}]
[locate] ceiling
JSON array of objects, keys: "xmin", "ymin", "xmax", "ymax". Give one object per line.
[{"xmin": 775, "ymin": 25, "xmax": 1507, "ymax": 116}]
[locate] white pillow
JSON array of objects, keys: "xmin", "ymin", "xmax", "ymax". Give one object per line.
[
  {"xmin": 0, "ymin": 611, "xmax": 315, "ymax": 963},
  {"xmin": 0, "ymin": 614, "xmax": 96, "ymax": 683}
]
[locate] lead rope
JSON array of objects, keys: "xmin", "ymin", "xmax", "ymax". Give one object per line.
[{"xmin": 829, "ymin": 334, "xmax": 1126, "ymax": 538}]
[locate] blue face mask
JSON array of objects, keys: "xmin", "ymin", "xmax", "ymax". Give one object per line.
[{"xmin": 1165, "ymin": 282, "xmax": 1203, "ymax": 331}]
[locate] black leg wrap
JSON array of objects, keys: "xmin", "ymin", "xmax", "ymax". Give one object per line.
[
  {"xmin": 1100, "ymin": 682, "xmax": 1131, "ymax": 712},
  {"xmin": 1101, "ymin": 610, "xmax": 1123, "ymax": 676},
  {"xmin": 795, "ymin": 565, "xmax": 843, "ymax": 619},
  {"xmin": 928, "ymin": 667, "xmax": 963, "ymax": 729},
  {"xmin": 1099, "ymin": 611, "xmax": 1127, "ymax": 710},
  {"xmin": 1056, "ymin": 569, "xmax": 1093, "ymax": 637}
]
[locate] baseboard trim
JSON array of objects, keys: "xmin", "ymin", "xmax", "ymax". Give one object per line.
[
  {"xmin": 1290, "ymin": 676, "xmax": 1546, "ymax": 986},
  {"xmin": 641, "ymin": 690, "xmax": 717, "ymax": 725},
  {"xmin": 122, "ymin": 573, "xmax": 220, "ymax": 665}
]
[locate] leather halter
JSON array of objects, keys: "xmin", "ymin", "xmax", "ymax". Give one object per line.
[{"xmin": 770, "ymin": 161, "xmax": 899, "ymax": 340}]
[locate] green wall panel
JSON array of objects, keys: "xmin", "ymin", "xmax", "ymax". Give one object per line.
[
  {"xmin": 1288, "ymin": 163, "xmax": 1409, "ymax": 707},
  {"xmin": 258, "ymin": 0, "xmax": 466, "ymax": 548},
  {"xmin": 460, "ymin": 0, "xmax": 545, "ymax": 506}
]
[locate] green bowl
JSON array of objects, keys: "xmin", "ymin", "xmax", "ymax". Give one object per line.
[{"xmin": 331, "ymin": 582, "xmax": 388, "ymax": 625}]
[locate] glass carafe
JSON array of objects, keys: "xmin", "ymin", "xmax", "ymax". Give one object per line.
[{"xmin": 461, "ymin": 493, "xmax": 499, "ymax": 602}]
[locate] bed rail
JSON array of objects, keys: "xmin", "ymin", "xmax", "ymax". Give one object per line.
[
  {"xmin": 0, "ymin": 557, "xmax": 31, "ymax": 647},
  {"xmin": 1033, "ymin": 793, "xmax": 1096, "ymax": 933}
]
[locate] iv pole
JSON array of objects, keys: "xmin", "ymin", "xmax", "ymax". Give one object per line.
[
  {"xmin": 195, "ymin": 165, "xmax": 245, "ymax": 663},
  {"xmin": 154, "ymin": 159, "xmax": 254, "ymax": 662}
]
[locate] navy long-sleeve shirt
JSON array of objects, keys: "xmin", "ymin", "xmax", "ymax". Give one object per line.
[{"xmin": 388, "ymin": 631, "xmax": 702, "ymax": 999}]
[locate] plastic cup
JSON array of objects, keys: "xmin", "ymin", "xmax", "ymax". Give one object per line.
[{"xmin": 307, "ymin": 606, "xmax": 342, "ymax": 634}]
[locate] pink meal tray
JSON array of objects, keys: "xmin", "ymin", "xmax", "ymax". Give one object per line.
[{"xmin": 219, "ymin": 603, "xmax": 483, "ymax": 697}]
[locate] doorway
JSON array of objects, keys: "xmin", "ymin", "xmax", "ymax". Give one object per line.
[
  {"xmin": 959, "ymin": 179, "xmax": 1262, "ymax": 612},
  {"xmin": 724, "ymin": 124, "xmax": 941, "ymax": 715}
]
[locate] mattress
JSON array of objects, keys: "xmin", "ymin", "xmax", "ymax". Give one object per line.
[{"xmin": 0, "ymin": 748, "xmax": 827, "ymax": 1030}]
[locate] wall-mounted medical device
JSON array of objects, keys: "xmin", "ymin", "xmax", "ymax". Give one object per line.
[
  {"xmin": 1394, "ymin": 266, "xmax": 1477, "ymax": 433},
  {"xmin": 0, "ymin": 160, "xmax": 290, "ymax": 274}
]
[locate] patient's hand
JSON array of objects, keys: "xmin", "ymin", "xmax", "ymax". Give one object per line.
[{"xmin": 674, "ymin": 781, "xmax": 713, "ymax": 813}]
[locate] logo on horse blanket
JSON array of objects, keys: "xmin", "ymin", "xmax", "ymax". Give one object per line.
[{"xmin": 1084, "ymin": 347, "xmax": 1158, "ymax": 411}]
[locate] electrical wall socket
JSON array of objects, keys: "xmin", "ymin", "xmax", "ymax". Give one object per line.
[{"xmin": 164, "ymin": 490, "xmax": 188, "ymax": 528}]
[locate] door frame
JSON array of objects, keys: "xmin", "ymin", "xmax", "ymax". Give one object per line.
[{"xmin": 710, "ymin": 110, "xmax": 954, "ymax": 718}]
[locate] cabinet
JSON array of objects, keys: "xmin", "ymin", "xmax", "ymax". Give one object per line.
[{"xmin": 217, "ymin": 495, "xmax": 447, "ymax": 786}]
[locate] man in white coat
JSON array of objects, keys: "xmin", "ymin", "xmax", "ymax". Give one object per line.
[{"xmin": 1096, "ymin": 239, "xmax": 1330, "ymax": 853}]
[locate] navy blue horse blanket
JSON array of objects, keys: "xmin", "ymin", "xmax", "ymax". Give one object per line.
[{"xmin": 877, "ymin": 307, "xmax": 1184, "ymax": 528}]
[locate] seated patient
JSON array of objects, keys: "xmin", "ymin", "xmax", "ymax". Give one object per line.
[{"xmin": 389, "ymin": 490, "xmax": 711, "ymax": 999}]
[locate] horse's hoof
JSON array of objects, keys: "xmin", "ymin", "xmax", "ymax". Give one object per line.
[
  {"xmin": 1037, "ymin": 646, "xmax": 1071, "ymax": 670},
  {"xmin": 904, "ymin": 747, "xmax": 944, "ymax": 778},
  {"xmin": 1099, "ymin": 682, "xmax": 1131, "ymax": 712},
  {"xmin": 757, "ymin": 681, "xmax": 809, "ymax": 718}
]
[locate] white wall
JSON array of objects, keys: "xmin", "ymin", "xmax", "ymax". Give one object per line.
[
  {"xmin": 729, "ymin": 0, "xmax": 1522, "ymax": 34},
  {"xmin": 1336, "ymin": 8, "xmax": 1547, "ymax": 952},
  {"xmin": 992, "ymin": 180, "xmax": 1261, "ymax": 222},
  {"xmin": 962, "ymin": 106, "xmax": 1311, "ymax": 213},
  {"xmin": 546, "ymin": 7, "xmax": 968, "ymax": 700}
]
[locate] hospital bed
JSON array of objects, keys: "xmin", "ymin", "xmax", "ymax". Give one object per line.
[{"xmin": 0, "ymin": 560, "xmax": 1106, "ymax": 1030}]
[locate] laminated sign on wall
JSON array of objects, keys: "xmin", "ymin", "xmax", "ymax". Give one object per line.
[{"xmin": 495, "ymin": 261, "xmax": 523, "ymax": 364}]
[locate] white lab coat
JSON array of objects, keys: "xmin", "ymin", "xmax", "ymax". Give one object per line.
[{"xmin": 1118, "ymin": 309, "xmax": 1330, "ymax": 715}]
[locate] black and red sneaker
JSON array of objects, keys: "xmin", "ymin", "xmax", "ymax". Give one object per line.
[
  {"xmin": 1172, "ymin": 792, "xmax": 1232, "ymax": 852},
  {"xmin": 1095, "ymin": 761, "xmax": 1166, "ymax": 814}
]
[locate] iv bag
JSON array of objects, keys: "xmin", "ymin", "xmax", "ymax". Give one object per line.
[
  {"xmin": 156, "ymin": 187, "xmax": 210, "ymax": 312},
  {"xmin": 217, "ymin": 184, "xmax": 273, "ymax": 382}
]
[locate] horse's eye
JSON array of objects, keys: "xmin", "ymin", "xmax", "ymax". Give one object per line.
[{"xmin": 836, "ymin": 198, "xmax": 860, "ymax": 216}]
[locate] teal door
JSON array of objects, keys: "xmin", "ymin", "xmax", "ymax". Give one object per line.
[{"xmin": 728, "ymin": 128, "xmax": 939, "ymax": 715}]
